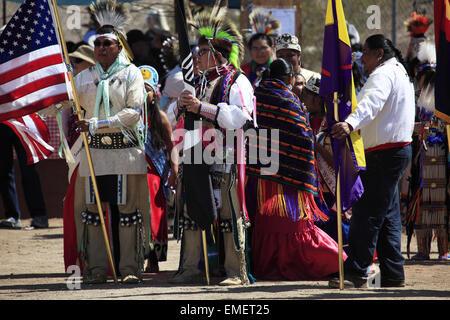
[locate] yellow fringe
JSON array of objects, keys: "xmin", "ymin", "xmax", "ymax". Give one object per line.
[
  {"xmin": 278, "ymin": 184, "xmax": 287, "ymax": 218},
  {"xmin": 257, "ymin": 179, "xmax": 315, "ymax": 221},
  {"xmin": 210, "ymin": 224, "xmax": 216, "ymax": 244},
  {"xmin": 297, "ymin": 191, "xmax": 306, "ymax": 219}
]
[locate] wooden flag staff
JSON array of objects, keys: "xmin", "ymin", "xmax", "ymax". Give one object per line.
[
  {"xmin": 50, "ymin": 0, "xmax": 118, "ymax": 284},
  {"xmin": 334, "ymin": 92, "xmax": 345, "ymax": 290},
  {"xmin": 202, "ymin": 231, "xmax": 211, "ymax": 285},
  {"xmin": 447, "ymin": 125, "xmax": 450, "ymax": 154}
]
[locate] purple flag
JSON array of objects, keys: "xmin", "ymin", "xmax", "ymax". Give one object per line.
[{"xmin": 318, "ymin": 0, "xmax": 366, "ymax": 212}]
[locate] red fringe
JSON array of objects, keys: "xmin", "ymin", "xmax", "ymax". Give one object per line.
[{"xmin": 258, "ymin": 179, "xmax": 329, "ymax": 222}]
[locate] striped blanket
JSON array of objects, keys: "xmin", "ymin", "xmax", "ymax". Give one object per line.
[{"xmin": 246, "ymin": 79, "xmax": 318, "ymax": 195}]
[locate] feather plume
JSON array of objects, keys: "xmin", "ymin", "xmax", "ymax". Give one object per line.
[
  {"xmin": 89, "ymin": 0, "xmax": 130, "ymax": 33},
  {"xmin": 249, "ymin": 9, "xmax": 281, "ymax": 35},
  {"xmin": 417, "ymin": 82, "xmax": 435, "ymax": 114},
  {"xmin": 417, "ymin": 41, "xmax": 436, "ymax": 64},
  {"xmin": 89, "ymin": 0, "xmax": 133, "ymax": 61},
  {"xmin": 404, "ymin": 12, "xmax": 432, "ymax": 36},
  {"xmin": 190, "ymin": 11, "xmax": 244, "ymax": 69},
  {"xmin": 210, "ymin": 0, "xmax": 227, "ymax": 19},
  {"xmin": 415, "ymin": 42, "xmax": 436, "ymax": 120}
]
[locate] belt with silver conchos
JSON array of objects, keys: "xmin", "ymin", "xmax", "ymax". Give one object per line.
[{"xmin": 88, "ymin": 132, "xmax": 134, "ymax": 149}]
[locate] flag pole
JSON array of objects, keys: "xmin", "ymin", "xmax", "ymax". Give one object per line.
[
  {"xmin": 49, "ymin": 0, "xmax": 118, "ymax": 284},
  {"xmin": 201, "ymin": 230, "xmax": 211, "ymax": 285},
  {"xmin": 447, "ymin": 125, "xmax": 450, "ymax": 154},
  {"xmin": 334, "ymin": 92, "xmax": 345, "ymax": 290}
]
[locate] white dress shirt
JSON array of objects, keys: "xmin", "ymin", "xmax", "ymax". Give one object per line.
[{"xmin": 346, "ymin": 57, "xmax": 415, "ymax": 151}]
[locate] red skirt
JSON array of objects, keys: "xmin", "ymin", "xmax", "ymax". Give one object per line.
[
  {"xmin": 147, "ymin": 162, "xmax": 168, "ymax": 261},
  {"xmin": 252, "ymin": 214, "xmax": 345, "ymax": 280},
  {"xmin": 250, "ymin": 178, "xmax": 346, "ymax": 281}
]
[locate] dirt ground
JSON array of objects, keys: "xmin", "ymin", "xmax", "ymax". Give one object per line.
[{"xmin": 0, "ymin": 218, "xmax": 448, "ymax": 304}]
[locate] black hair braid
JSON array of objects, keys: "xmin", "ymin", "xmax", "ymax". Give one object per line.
[
  {"xmin": 147, "ymin": 93, "xmax": 165, "ymax": 150},
  {"xmin": 366, "ymin": 34, "xmax": 413, "ymax": 81},
  {"xmin": 387, "ymin": 39, "xmax": 413, "ymax": 80}
]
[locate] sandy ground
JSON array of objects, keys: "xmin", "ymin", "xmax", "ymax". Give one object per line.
[{"xmin": 0, "ymin": 218, "xmax": 449, "ymax": 304}]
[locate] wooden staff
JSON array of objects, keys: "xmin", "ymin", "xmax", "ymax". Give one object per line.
[
  {"xmin": 447, "ymin": 125, "xmax": 450, "ymax": 154},
  {"xmin": 334, "ymin": 92, "xmax": 345, "ymax": 290},
  {"xmin": 50, "ymin": 0, "xmax": 118, "ymax": 284},
  {"xmin": 202, "ymin": 230, "xmax": 211, "ymax": 285}
]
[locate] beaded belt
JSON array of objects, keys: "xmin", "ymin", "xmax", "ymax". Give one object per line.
[
  {"xmin": 178, "ymin": 216, "xmax": 198, "ymax": 231},
  {"xmin": 219, "ymin": 219, "xmax": 233, "ymax": 233},
  {"xmin": 120, "ymin": 212, "xmax": 143, "ymax": 227},
  {"xmin": 81, "ymin": 211, "xmax": 101, "ymax": 226},
  {"xmin": 88, "ymin": 132, "xmax": 134, "ymax": 149},
  {"xmin": 81, "ymin": 211, "xmax": 143, "ymax": 227}
]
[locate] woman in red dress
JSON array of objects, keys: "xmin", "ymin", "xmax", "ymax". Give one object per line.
[{"xmin": 246, "ymin": 58, "xmax": 345, "ymax": 281}]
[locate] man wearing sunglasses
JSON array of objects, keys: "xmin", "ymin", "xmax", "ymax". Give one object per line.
[
  {"xmin": 166, "ymin": 14, "xmax": 255, "ymax": 286},
  {"xmin": 60, "ymin": 14, "xmax": 151, "ymax": 285}
]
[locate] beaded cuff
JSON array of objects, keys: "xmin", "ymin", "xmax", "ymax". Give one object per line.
[{"xmin": 199, "ymin": 102, "xmax": 220, "ymax": 122}]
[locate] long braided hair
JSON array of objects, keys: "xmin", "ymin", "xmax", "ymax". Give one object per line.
[
  {"xmin": 365, "ymin": 34, "xmax": 413, "ymax": 81},
  {"xmin": 145, "ymin": 85, "xmax": 165, "ymax": 150}
]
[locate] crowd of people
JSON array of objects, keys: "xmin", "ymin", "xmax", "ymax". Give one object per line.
[{"xmin": 0, "ymin": 3, "xmax": 448, "ymax": 289}]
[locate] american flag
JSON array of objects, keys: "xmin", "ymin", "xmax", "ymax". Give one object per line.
[
  {"xmin": 0, "ymin": 0, "xmax": 70, "ymax": 122},
  {"xmin": 4, "ymin": 113, "xmax": 54, "ymax": 164}
]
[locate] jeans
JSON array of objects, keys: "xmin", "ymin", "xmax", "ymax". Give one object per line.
[
  {"xmin": 0, "ymin": 124, "xmax": 47, "ymax": 220},
  {"xmin": 344, "ymin": 144, "xmax": 412, "ymax": 281}
]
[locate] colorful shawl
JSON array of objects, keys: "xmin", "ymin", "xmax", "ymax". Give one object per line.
[
  {"xmin": 242, "ymin": 58, "xmax": 273, "ymax": 88},
  {"xmin": 246, "ymin": 79, "xmax": 326, "ymax": 222}
]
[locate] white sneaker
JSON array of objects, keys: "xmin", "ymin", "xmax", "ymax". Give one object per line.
[
  {"xmin": 219, "ymin": 276, "xmax": 243, "ymax": 286},
  {"xmin": 0, "ymin": 217, "xmax": 22, "ymax": 229},
  {"xmin": 366, "ymin": 264, "xmax": 381, "ymax": 288}
]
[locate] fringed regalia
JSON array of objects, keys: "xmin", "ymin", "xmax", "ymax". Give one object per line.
[
  {"xmin": 313, "ymin": 123, "xmax": 351, "ymax": 255},
  {"xmin": 63, "ymin": 0, "xmax": 151, "ymax": 284},
  {"xmin": 246, "ymin": 79, "xmax": 346, "ymax": 280},
  {"xmin": 169, "ymin": 9, "xmax": 255, "ymax": 285},
  {"xmin": 406, "ymin": 118, "xmax": 449, "ymax": 259},
  {"xmin": 404, "ymin": 40, "xmax": 449, "ymax": 260},
  {"xmin": 247, "ymin": 79, "xmax": 323, "ymax": 220},
  {"xmin": 172, "ymin": 63, "xmax": 254, "ymax": 285}
]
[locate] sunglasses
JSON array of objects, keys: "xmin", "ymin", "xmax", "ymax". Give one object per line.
[
  {"xmin": 197, "ymin": 48, "xmax": 210, "ymax": 57},
  {"xmin": 94, "ymin": 40, "xmax": 117, "ymax": 48},
  {"xmin": 190, "ymin": 46, "xmax": 199, "ymax": 55}
]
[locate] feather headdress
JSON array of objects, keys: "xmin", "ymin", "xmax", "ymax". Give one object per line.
[
  {"xmin": 189, "ymin": 8, "xmax": 244, "ymax": 70},
  {"xmin": 417, "ymin": 80, "xmax": 435, "ymax": 120},
  {"xmin": 416, "ymin": 41, "xmax": 436, "ymax": 120},
  {"xmin": 89, "ymin": 0, "xmax": 133, "ymax": 61},
  {"xmin": 417, "ymin": 41, "xmax": 436, "ymax": 65},
  {"xmin": 404, "ymin": 12, "xmax": 432, "ymax": 36},
  {"xmin": 248, "ymin": 9, "xmax": 281, "ymax": 36}
]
